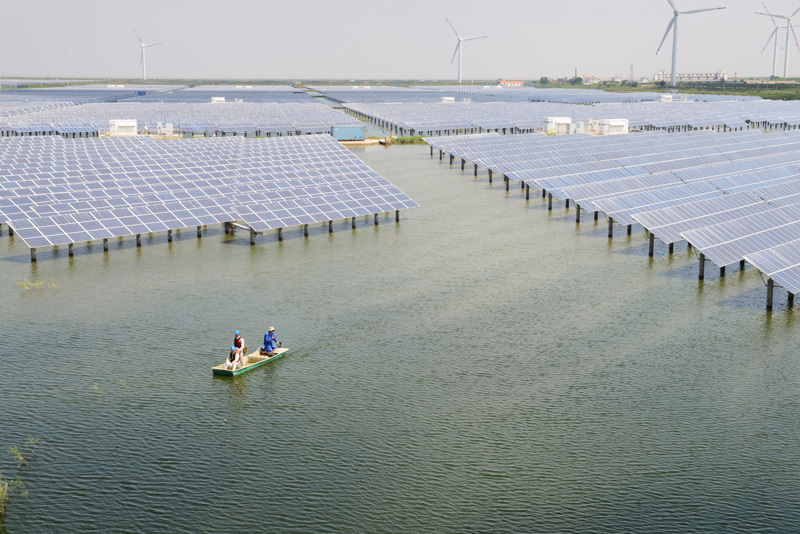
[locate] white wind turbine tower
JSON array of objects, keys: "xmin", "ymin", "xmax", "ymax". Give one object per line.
[
  {"xmin": 134, "ymin": 29, "xmax": 162, "ymax": 81},
  {"xmin": 756, "ymin": 4, "xmax": 800, "ymax": 78},
  {"xmin": 759, "ymin": 3, "xmax": 788, "ymax": 78},
  {"xmin": 655, "ymin": 0, "xmax": 726, "ymax": 88},
  {"xmin": 446, "ymin": 18, "xmax": 487, "ymax": 85}
]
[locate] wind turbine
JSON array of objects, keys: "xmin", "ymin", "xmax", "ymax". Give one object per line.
[
  {"xmin": 446, "ymin": 18, "xmax": 487, "ymax": 85},
  {"xmin": 655, "ymin": 0, "xmax": 725, "ymax": 88},
  {"xmin": 133, "ymin": 29, "xmax": 162, "ymax": 81},
  {"xmin": 759, "ymin": 3, "xmax": 787, "ymax": 78},
  {"xmin": 756, "ymin": 5, "xmax": 800, "ymax": 78}
]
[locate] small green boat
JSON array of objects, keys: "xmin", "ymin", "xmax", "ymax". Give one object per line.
[{"xmin": 212, "ymin": 347, "xmax": 289, "ymax": 376}]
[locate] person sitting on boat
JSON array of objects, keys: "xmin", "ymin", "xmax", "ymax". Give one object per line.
[
  {"xmin": 224, "ymin": 345, "xmax": 243, "ymax": 371},
  {"xmin": 232, "ymin": 330, "xmax": 245, "ymax": 358},
  {"xmin": 261, "ymin": 327, "xmax": 280, "ymax": 356}
]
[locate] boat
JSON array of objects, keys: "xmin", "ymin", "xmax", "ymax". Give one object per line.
[{"xmin": 211, "ymin": 347, "xmax": 290, "ymax": 376}]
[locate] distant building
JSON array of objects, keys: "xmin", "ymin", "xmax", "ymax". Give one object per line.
[
  {"xmin": 499, "ymin": 80, "xmax": 524, "ymax": 87},
  {"xmin": 582, "ymin": 76, "xmax": 601, "ymax": 85},
  {"xmin": 654, "ymin": 70, "xmax": 727, "ymax": 83}
]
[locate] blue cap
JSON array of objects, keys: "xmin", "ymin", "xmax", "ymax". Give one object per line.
[
  {"xmin": 230, "ymin": 346, "xmax": 236, "ymax": 351},
  {"xmin": 234, "ymin": 330, "xmax": 240, "ymax": 335}
]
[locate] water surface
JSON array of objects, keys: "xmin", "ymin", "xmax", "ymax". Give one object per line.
[{"xmin": 1, "ymin": 144, "xmax": 799, "ymax": 533}]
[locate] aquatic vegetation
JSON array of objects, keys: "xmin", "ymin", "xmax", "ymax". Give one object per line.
[
  {"xmin": 9, "ymin": 438, "xmax": 42, "ymax": 467},
  {"xmin": 91, "ymin": 384, "xmax": 104, "ymax": 397},
  {"xmin": 392, "ymin": 136, "xmax": 426, "ymax": 145},
  {"xmin": 16, "ymin": 279, "xmax": 58, "ymax": 292},
  {"xmin": 0, "ymin": 438, "xmax": 42, "ymax": 518},
  {"xmin": 117, "ymin": 381, "xmax": 131, "ymax": 398}
]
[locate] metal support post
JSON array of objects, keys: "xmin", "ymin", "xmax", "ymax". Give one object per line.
[
  {"xmin": 136, "ymin": 234, "xmax": 142, "ymax": 247},
  {"xmin": 649, "ymin": 233, "xmax": 655, "ymax": 257},
  {"xmin": 699, "ymin": 253, "xmax": 706, "ymax": 281},
  {"xmin": 69, "ymin": 242, "xmax": 74, "ymax": 257},
  {"xmin": 103, "ymin": 238, "xmax": 109, "ymax": 251},
  {"xmin": 767, "ymin": 278, "xmax": 774, "ymax": 311}
]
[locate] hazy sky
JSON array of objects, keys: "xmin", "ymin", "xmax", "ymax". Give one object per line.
[{"xmin": 2, "ymin": 0, "xmax": 798, "ymax": 80}]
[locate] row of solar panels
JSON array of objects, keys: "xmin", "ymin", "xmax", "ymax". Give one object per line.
[
  {"xmin": 0, "ymin": 102, "xmax": 361, "ymax": 135},
  {"xmin": 426, "ymin": 129, "xmax": 800, "ymax": 294},
  {"xmin": 344, "ymin": 99, "xmax": 800, "ymax": 134},
  {"xmin": 0, "ymin": 135, "xmax": 417, "ymax": 249}
]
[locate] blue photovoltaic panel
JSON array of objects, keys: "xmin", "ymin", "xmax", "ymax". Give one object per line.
[
  {"xmin": 744, "ymin": 239, "xmax": 800, "ymax": 294},
  {"xmin": 4, "ymin": 134, "xmax": 418, "ymax": 249},
  {"xmin": 681, "ymin": 204, "xmax": 800, "ymax": 266}
]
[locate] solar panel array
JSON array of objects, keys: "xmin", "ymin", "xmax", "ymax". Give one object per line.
[
  {"xmin": 0, "ymin": 101, "xmax": 361, "ymax": 137},
  {"xmin": 343, "ymin": 99, "xmax": 800, "ymax": 136},
  {"xmin": 0, "ymin": 135, "xmax": 417, "ymax": 249},
  {"xmin": 311, "ymin": 85, "xmax": 758, "ymax": 105},
  {"xmin": 426, "ymin": 129, "xmax": 800, "ymax": 296}
]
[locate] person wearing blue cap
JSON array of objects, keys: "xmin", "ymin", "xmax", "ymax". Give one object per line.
[
  {"xmin": 232, "ymin": 330, "xmax": 245, "ymax": 360},
  {"xmin": 224, "ymin": 345, "xmax": 244, "ymax": 371}
]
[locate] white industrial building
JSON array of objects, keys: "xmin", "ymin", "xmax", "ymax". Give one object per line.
[{"xmin": 654, "ymin": 70, "xmax": 727, "ymax": 83}]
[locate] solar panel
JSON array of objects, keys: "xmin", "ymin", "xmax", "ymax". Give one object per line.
[{"xmin": 4, "ymin": 135, "xmax": 417, "ymax": 251}]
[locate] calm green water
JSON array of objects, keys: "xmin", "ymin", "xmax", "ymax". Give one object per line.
[{"xmin": 2, "ymin": 144, "xmax": 800, "ymax": 533}]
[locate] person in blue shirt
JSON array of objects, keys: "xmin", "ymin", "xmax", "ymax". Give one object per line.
[{"xmin": 261, "ymin": 327, "xmax": 280, "ymax": 356}]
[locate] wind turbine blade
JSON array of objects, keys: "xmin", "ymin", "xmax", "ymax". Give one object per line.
[
  {"xmin": 792, "ymin": 5, "xmax": 800, "ymax": 18},
  {"xmin": 762, "ymin": 2, "xmax": 779, "ymax": 26},
  {"xmin": 666, "ymin": 0, "xmax": 676, "ymax": 11},
  {"xmin": 680, "ymin": 7, "xmax": 725, "ymax": 15},
  {"xmin": 756, "ymin": 12, "xmax": 788, "ymax": 20},
  {"xmin": 450, "ymin": 43, "xmax": 460, "ymax": 65},
  {"xmin": 462, "ymin": 35, "xmax": 488, "ymax": 41},
  {"xmin": 445, "ymin": 17, "xmax": 460, "ymax": 38},
  {"xmin": 656, "ymin": 17, "xmax": 675, "ymax": 55},
  {"xmin": 145, "ymin": 42, "xmax": 163, "ymax": 47},
  {"xmin": 762, "ymin": 27, "xmax": 779, "ymax": 53},
  {"xmin": 133, "ymin": 28, "xmax": 144, "ymax": 44},
  {"xmin": 791, "ymin": 23, "xmax": 800, "ymax": 51}
]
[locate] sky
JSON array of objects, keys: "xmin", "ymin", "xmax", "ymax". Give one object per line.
[{"xmin": 1, "ymin": 0, "xmax": 799, "ymax": 81}]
